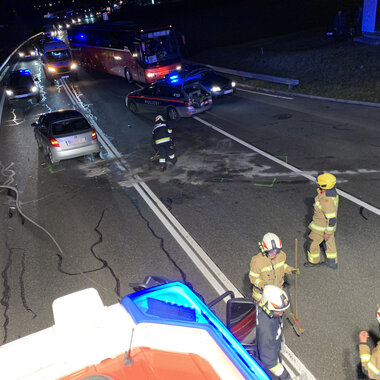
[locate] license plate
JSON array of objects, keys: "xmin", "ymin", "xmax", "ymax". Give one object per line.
[
  {"xmin": 67, "ymin": 138, "xmax": 85, "ymax": 146},
  {"xmin": 61, "ymin": 75, "xmax": 69, "ymax": 79},
  {"xmin": 224, "ymin": 89, "xmax": 233, "ymax": 94}
]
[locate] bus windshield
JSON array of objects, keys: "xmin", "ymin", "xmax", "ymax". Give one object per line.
[
  {"xmin": 46, "ymin": 50, "xmax": 71, "ymax": 63},
  {"xmin": 141, "ymin": 30, "xmax": 179, "ymax": 65}
]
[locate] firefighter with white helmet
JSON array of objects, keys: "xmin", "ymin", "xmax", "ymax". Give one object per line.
[
  {"xmin": 304, "ymin": 172, "xmax": 339, "ymax": 269},
  {"xmin": 249, "ymin": 233, "xmax": 299, "ymax": 302},
  {"xmin": 152, "ymin": 115, "xmax": 176, "ymax": 171},
  {"xmin": 359, "ymin": 305, "xmax": 380, "ymax": 379},
  {"xmin": 256, "ymin": 285, "xmax": 291, "ymax": 380}
]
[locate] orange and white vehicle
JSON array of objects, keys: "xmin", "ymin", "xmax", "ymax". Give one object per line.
[
  {"xmin": 67, "ymin": 22, "xmax": 183, "ymax": 84},
  {"xmin": 0, "ymin": 279, "xmax": 269, "ymax": 380},
  {"xmin": 41, "ymin": 38, "xmax": 79, "ymax": 85}
]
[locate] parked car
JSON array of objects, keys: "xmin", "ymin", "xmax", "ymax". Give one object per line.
[
  {"xmin": 126, "ymin": 73, "xmax": 212, "ymax": 120},
  {"xmin": 32, "ymin": 109, "xmax": 101, "ymax": 164},
  {"xmin": 5, "ymin": 69, "xmax": 41, "ymax": 103},
  {"xmin": 167, "ymin": 65, "xmax": 236, "ymax": 98}
]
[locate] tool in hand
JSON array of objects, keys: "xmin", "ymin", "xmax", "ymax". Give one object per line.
[{"xmin": 287, "ymin": 238, "xmax": 304, "ymax": 336}]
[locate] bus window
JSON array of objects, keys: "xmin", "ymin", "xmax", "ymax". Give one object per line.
[{"xmin": 141, "ymin": 31, "xmax": 179, "ymax": 65}]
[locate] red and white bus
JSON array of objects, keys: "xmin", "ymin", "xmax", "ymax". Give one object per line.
[{"xmin": 67, "ymin": 22, "xmax": 183, "ymax": 84}]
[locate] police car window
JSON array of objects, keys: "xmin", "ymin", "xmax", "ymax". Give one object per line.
[
  {"xmin": 142, "ymin": 85, "xmax": 156, "ymax": 96},
  {"xmin": 156, "ymin": 85, "xmax": 174, "ymax": 98}
]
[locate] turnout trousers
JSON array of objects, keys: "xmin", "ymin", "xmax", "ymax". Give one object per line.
[
  {"xmin": 308, "ymin": 231, "xmax": 337, "ymax": 266},
  {"xmin": 156, "ymin": 142, "xmax": 176, "ymax": 168}
]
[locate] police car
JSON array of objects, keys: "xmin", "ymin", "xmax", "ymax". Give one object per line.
[
  {"xmin": 5, "ymin": 69, "xmax": 41, "ymax": 103},
  {"xmin": 126, "ymin": 73, "xmax": 213, "ymax": 121}
]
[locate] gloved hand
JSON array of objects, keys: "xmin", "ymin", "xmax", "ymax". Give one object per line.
[{"xmin": 292, "ymin": 268, "xmax": 300, "ymax": 275}]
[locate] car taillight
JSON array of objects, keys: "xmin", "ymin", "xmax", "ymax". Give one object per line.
[
  {"xmin": 91, "ymin": 129, "xmax": 97, "ymax": 140},
  {"xmin": 50, "ymin": 138, "xmax": 60, "ymax": 147},
  {"xmin": 184, "ymin": 100, "xmax": 193, "ymax": 107}
]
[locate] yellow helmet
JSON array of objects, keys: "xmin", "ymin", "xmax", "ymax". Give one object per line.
[{"xmin": 317, "ymin": 172, "xmax": 336, "ymax": 189}]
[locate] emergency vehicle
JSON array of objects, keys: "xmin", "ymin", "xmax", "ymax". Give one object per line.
[
  {"xmin": 41, "ymin": 38, "xmax": 78, "ymax": 85},
  {"xmin": 0, "ymin": 278, "xmax": 268, "ymax": 379},
  {"xmin": 67, "ymin": 22, "xmax": 182, "ymax": 84}
]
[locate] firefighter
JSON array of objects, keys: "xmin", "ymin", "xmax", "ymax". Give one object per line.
[
  {"xmin": 249, "ymin": 233, "xmax": 299, "ymax": 302},
  {"xmin": 152, "ymin": 115, "xmax": 176, "ymax": 172},
  {"xmin": 304, "ymin": 172, "xmax": 339, "ymax": 269},
  {"xmin": 256, "ymin": 285, "xmax": 291, "ymax": 380},
  {"xmin": 359, "ymin": 305, "xmax": 380, "ymax": 379}
]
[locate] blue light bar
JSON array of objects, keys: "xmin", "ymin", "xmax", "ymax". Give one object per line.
[
  {"xmin": 121, "ymin": 282, "xmax": 270, "ymax": 380},
  {"xmin": 19, "ymin": 69, "xmax": 30, "ymax": 75}
]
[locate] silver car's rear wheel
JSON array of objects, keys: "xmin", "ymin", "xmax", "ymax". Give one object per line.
[{"xmin": 167, "ymin": 107, "xmax": 179, "ymax": 121}]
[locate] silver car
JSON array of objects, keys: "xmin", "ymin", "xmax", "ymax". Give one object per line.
[{"xmin": 32, "ymin": 110, "xmax": 101, "ymax": 164}]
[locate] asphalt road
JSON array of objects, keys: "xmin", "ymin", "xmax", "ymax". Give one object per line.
[{"xmin": 0, "ymin": 55, "xmax": 380, "ymax": 380}]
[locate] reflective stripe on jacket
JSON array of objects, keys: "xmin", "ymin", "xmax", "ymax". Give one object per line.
[
  {"xmin": 309, "ymin": 188, "xmax": 339, "ymax": 234},
  {"xmin": 360, "ymin": 342, "xmax": 380, "ymax": 379},
  {"xmin": 249, "ymin": 251, "xmax": 294, "ymax": 291}
]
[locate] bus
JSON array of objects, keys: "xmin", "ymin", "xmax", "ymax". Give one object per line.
[{"xmin": 67, "ymin": 22, "xmax": 183, "ymax": 84}]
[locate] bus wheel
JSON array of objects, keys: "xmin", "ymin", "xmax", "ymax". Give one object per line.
[
  {"xmin": 128, "ymin": 101, "xmax": 138, "ymax": 113},
  {"xmin": 167, "ymin": 107, "xmax": 179, "ymax": 121},
  {"xmin": 125, "ymin": 68, "xmax": 133, "ymax": 83}
]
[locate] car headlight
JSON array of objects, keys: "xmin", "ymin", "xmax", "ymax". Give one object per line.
[
  {"xmin": 176, "ymin": 65, "xmax": 182, "ymax": 70},
  {"xmin": 31, "ymin": 86, "xmax": 38, "ymax": 93},
  {"xmin": 6, "ymin": 90, "xmax": 13, "ymax": 96},
  {"xmin": 18, "ymin": 52, "xmax": 25, "ymax": 57},
  {"xmin": 30, "ymin": 51, "xmax": 36, "ymax": 56},
  {"xmin": 231, "ymin": 81, "xmax": 236, "ymax": 87},
  {"xmin": 70, "ymin": 63, "xmax": 78, "ymax": 70},
  {"xmin": 48, "ymin": 66, "xmax": 56, "ymax": 72},
  {"xmin": 211, "ymin": 86, "xmax": 221, "ymax": 92}
]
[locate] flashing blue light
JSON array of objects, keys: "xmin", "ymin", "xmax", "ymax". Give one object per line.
[
  {"xmin": 169, "ymin": 74, "xmax": 178, "ymax": 80},
  {"xmin": 19, "ymin": 69, "xmax": 30, "ymax": 75},
  {"xmin": 78, "ymin": 33, "xmax": 86, "ymax": 40},
  {"xmin": 51, "ymin": 37, "xmax": 60, "ymax": 41},
  {"xmin": 121, "ymin": 282, "xmax": 270, "ymax": 380}
]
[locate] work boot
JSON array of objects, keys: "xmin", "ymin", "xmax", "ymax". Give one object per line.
[
  {"xmin": 304, "ymin": 261, "xmax": 326, "ymax": 268},
  {"xmin": 159, "ymin": 165, "xmax": 166, "ymax": 172},
  {"xmin": 170, "ymin": 157, "xmax": 177, "ymax": 165},
  {"xmin": 326, "ymin": 261, "xmax": 338, "ymax": 269}
]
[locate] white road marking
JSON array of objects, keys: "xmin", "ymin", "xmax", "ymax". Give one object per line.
[
  {"xmin": 237, "ymin": 87, "xmax": 294, "ymax": 99},
  {"xmin": 61, "ymin": 77, "xmax": 316, "ymax": 379},
  {"xmin": 194, "ymin": 116, "xmax": 380, "ymax": 217}
]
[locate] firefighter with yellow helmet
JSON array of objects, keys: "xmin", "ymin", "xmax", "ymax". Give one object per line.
[
  {"xmin": 304, "ymin": 172, "xmax": 339, "ymax": 269},
  {"xmin": 358, "ymin": 305, "xmax": 380, "ymax": 379},
  {"xmin": 249, "ymin": 233, "xmax": 299, "ymax": 302}
]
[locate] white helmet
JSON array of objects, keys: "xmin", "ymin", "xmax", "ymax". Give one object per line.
[
  {"xmin": 261, "ymin": 232, "xmax": 282, "ymax": 255},
  {"xmin": 155, "ymin": 115, "xmax": 165, "ymax": 123},
  {"xmin": 377, "ymin": 304, "xmax": 380, "ymax": 324},
  {"xmin": 261, "ymin": 285, "xmax": 290, "ymax": 312}
]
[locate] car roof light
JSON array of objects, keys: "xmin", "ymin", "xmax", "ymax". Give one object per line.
[{"xmin": 19, "ymin": 69, "xmax": 31, "ymax": 75}]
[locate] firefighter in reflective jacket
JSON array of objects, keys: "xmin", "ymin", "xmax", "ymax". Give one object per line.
[
  {"xmin": 304, "ymin": 172, "xmax": 339, "ymax": 269},
  {"xmin": 249, "ymin": 233, "xmax": 299, "ymax": 302},
  {"xmin": 359, "ymin": 305, "xmax": 380, "ymax": 379},
  {"xmin": 152, "ymin": 115, "xmax": 176, "ymax": 171},
  {"xmin": 256, "ymin": 285, "xmax": 291, "ymax": 380}
]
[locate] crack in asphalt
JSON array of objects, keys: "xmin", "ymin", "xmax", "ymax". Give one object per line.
[
  {"xmin": 124, "ymin": 189, "xmax": 205, "ymax": 302},
  {"xmin": 1, "ymin": 241, "xmax": 12, "ymax": 344},
  {"xmin": 19, "ymin": 248, "xmax": 37, "ymax": 319},
  {"xmin": 89, "ymin": 209, "xmax": 120, "ymax": 298}
]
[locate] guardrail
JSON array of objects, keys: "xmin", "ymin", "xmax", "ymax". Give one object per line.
[
  {"xmin": 185, "ymin": 60, "xmax": 299, "ymax": 89},
  {"xmin": 0, "ymin": 32, "xmax": 43, "ymax": 78}
]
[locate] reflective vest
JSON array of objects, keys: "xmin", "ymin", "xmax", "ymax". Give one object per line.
[
  {"xmin": 309, "ymin": 188, "xmax": 339, "ymax": 235},
  {"xmin": 152, "ymin": 122, "xmax": 172, "ymax": 145}
]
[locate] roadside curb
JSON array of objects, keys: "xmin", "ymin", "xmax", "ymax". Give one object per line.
[{"xmin": 236, "ymin": 82, "xmax": 380, "ymax": 108}]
